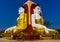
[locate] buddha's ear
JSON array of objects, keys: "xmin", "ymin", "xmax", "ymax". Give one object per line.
[
  {"xmin": 33, "ymin": 9, "xmax": 35, "ymax": 11},
  {"xmin": 33, "ymin": 9, "xmax": 35, "ymax": 12},
  {"xmin": 33, "ymin": 9, "xmax": 35, "ymax": 13}
]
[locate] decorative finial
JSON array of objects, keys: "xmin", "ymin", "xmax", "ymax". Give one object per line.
[{"xmin": 28, "ymin": 0, "xmax": 31, "ymax": 1}]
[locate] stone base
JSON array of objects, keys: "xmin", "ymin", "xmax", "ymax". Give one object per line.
[
  {"xmin": 24, "ymin": 34, "xmax": 40, "ymax": 40},
  {"xmin": 13, "ymin": 32, "xmax": 40, "ymax": 40}
]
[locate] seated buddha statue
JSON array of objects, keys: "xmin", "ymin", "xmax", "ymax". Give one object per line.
[
  {"xmin": 31, "ymin": 6, "xmax": 56, "ymax": 34},
  {"xmin": 16, "ymin": 6, "xmax": 27, "ymax": 32},
  {"xmin": 4, "ymin": 7, "xmax": 27, "ymax": 33}
]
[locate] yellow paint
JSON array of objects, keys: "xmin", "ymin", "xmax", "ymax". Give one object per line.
[{"xmin": 16, "ymin": 13, "xmax": 27, "ymax": 31}]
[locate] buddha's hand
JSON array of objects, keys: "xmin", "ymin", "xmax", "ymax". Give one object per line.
[
  {"xmin": 42, "ymin": 26, "xmax": 49, "ymax": 34},
  {"xmin": 48, "ymin": 29, "xmax": 55, "ymax": 31}
]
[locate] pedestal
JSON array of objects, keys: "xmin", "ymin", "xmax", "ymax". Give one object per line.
[{"xmin": 24, "ymin": 33, "xmax": 40, "ymax": 40}]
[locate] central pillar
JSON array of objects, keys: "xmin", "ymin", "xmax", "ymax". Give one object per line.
[
  {"xmin": 22, "ymin": 0, "xmax": 41, "ymax": 40},
  {"xmin": 23, "ymin": 0, "xmax": 37, "ymax": 33}
]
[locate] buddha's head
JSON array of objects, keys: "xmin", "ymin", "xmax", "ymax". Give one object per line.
[
  {"xmin": 18, "ymin": 7, "xmax": 25, "ymax": 15},
  {"xmin": 33, "ymin": 6, "xmax": 41, "ymax": 14}
]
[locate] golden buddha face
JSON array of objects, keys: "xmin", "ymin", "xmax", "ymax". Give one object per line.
[
  {"xmin": 18, "ymin": 7, "xmax": 25, "ymax": 15},
  {"xmin": 34, "ymin": 6, "xmax": 41, "ymax": 14}
]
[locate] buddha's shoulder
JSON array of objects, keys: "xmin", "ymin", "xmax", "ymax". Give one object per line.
[
  {"xmin": 40, "ymin": 16, "xmax": 43, "ymax": 19},
  {"xmin": 21, "ymin": 13, "xmax": 27, "ymax": 15},
  {"xmin": 19, "ymin": 13, "xmax": 27, "ymax": 17}
]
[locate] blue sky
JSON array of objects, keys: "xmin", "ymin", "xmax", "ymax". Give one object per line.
[{"xmin": 0, "ymin": 0, "xmax": 60, "ymax": 31}]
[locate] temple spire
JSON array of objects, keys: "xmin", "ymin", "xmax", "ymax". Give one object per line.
[
  {"xmin": 24, "ymin": 0, "xmax": 36, "ymax": 25},
  {"xmin": 28, "ymin": 0, "xmax": 31, "ymax": 1}
]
